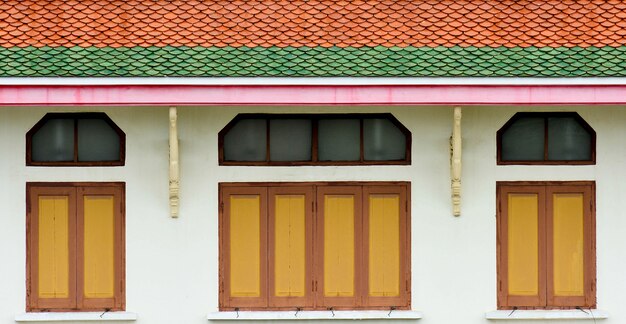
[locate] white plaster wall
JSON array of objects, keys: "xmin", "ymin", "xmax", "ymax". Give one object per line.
[{"xmin": 0, "ymin": 105, "xmax": 623, "ymax": 324}]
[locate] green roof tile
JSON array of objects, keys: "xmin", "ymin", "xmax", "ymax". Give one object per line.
[{"xmin": 2, "ymin": 45, "xmax": 626, "ymax": 77}]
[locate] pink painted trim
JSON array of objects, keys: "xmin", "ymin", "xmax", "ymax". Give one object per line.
[{"xmin": 0, "ymin": 85, "xmax": 625, "ymax": 106}]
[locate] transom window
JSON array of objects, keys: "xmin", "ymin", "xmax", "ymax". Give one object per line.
[
  {"xmin": 497, "ymin": 112, "xmax": 595, "ymax": 165},
  {"xmin": 219, "ymin": 114, "xmax": 411, "ymax": 165},
  {"xmin": 26, "ymin": 113, "xmax": 125, "ymax": 166}
]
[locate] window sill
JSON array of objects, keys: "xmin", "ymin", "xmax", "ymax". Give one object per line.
[
  {"xmin": 485, "ymin": 309, "xmax": 609, "ymax": 320},
  {"xmin": 15, "ymin": 312, "xmax": 138, "ymax": 322},
  {"xmin": 207, "ymin": 310, "xmax": 422, "ymax": 321}
]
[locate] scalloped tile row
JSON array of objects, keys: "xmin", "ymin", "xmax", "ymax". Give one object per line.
[
  {"xmin": 1, "ymin": 0, "xmax": 626, "ymax": 48},
  {"xmin": 2, "ymin": 46, "xmax": 626, "ymax": 77}
]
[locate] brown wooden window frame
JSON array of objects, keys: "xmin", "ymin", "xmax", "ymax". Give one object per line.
[
  {"xmin": 496, "ymin": 112, "xmax": 596, "ymax": 165},
  {"xmin": 219, "ymin": 182, "xmax": 410, "ymax": 311},
  {"xmin": 27, "ymin": 182, "xmax": 126, "ymax": 312},
  {"xmin": 218, "ymin": 114, "xmax": 411, "ymax": 166},
  {"xmin": 496, "ymin": 181, "xmax": 596, "ymax": 310},
  {"xmin": 26, "ymin": 113, "xmax": 126, "ymax": 167}
]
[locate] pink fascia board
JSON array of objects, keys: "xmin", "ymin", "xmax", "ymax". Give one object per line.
[{"xmin": 0, "ymin": 85, "xmax": 626, "ymax": 106}]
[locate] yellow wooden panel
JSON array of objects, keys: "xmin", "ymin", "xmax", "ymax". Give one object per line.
[
  {"xmin": 83, "ymin": 196, "xmax": 115, "ymax": 298},
  {"xmin": 508, "ymin": 194, "xmax": 539, "ymax": 296},
  {"xmin": 323, "ymin": 195, "xmax": 355, "ymax": 297},
  {"xmin": 274, "ymin": 195, "xmax": 306, "ymax": 297},
  {"xmin": 368, "ymin": 195, "xmax": 400, "ymax": 297},
  {"xmin": 553, "ymin": 193, "xmax": 584, "ymax": 296},
  {"xmin": 38, "ymin": 196, "xmax": 70, "ymax": 298},
  {"xmin": 230, "ymin": 195, "xmax": 261, "ymax": 297}
]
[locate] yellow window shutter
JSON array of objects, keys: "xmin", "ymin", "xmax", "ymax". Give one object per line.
[
  {"xmin": 273, "ymin": 194, "xmax": 306, "ymax": 297},
  {"xmin": 38, "ymin": 196, "xmax": 71, "ymax": 299},
  {"xmin": 323, "ymin": 194, "xmax": 355, "ymax": 298},
  {"xmin": 551, "ymin": 193, "xmax": 585, "ymax": 297},
  {"xmin": 229, "ymin": 194, "xmax": 262, "ymax": 298},
  {"xmin": 368, "ymin": 194, "xmax": 400, "ymax": 297},
  {"xmin": 82, "ymin": 195, "xmax": 116, "ymax": 298},
  {"xmin": 507, "ymin": 193, "xmax": 540, "ymax": 297}
]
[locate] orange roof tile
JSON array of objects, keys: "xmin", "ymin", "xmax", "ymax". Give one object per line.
[{"xmin": 0, "ymin": 0, "xmax": 626, "ymax": 48}]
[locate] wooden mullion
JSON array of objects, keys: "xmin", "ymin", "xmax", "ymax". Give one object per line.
[
  {"xmin": 311, "ymin": 119, "xmax": 319, "ymax": 162},
  {"xmin": 543, "ymin": 117, "xmax": 549, "ymax": 162},
  {"xmin": 265, "ymin": 119, "xmax": 271, "ymax": 162},
  {"xmin": 539, "ymin": 187, "xmax": 548, "ymax": 307},
  {"xmin": 359, "ymin": 119, "xmax": 364, "ymax": 162},
  {"xmin": 585, "ymin": 184, "xmax": 597, "ymax": 308},
  {"xmin": 73, "ymin": 119, "xmax": 79, "ymax": 163}
]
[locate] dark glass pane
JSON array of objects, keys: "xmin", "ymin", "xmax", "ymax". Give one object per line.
[
  {"xmin": 548, "ymin": 117, "xmax": 592, "ymax": 161},
  {"xmin": 501, "ymin": 117, "xmax": 545, "ymax": 161},
  {"xmin": 223, "ymin": 119, "xmax": 267, "ymax": 161},
  {"xmin": 269, "ymin": 119, "xmax": 312, "ymax": 161},
  {"xmin": 31, "ymin": 119, "xmax": 74, "ymax": 162},
  {"xmin": 318, "ymin": 119, "xmax": 360, "ymax": 161},
  {"xmin": 78, "ymin": 119, "xmax": 121, "ymax": 162},
  {"xmin": 363, "ymin": 118, "xmax": 406, "ymax": 161}
]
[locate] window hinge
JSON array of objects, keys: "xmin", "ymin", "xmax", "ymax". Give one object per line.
[
  {"xmin": 405, "ymin": 280, "xmax": 409, "ymax": 292},
  {"xmin": 220, "ymin": 202, "xmax": 224, "ymax": 213}
]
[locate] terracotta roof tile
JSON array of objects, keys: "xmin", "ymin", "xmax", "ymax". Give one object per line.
[{"xmin": 0, "ymin": 0, "xmax": 625, "ymax": 49}]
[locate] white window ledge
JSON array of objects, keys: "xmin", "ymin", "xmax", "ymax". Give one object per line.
[
  {"xmin": 486, "ymin": 309, "xmax": 609, "ymax": 320},
  {"xmin": 208, "ymin": 310, "xmax": 422, "ymax": 321},
  {"xmin": 15, "ymin": 312, "xmax": 138, "ymax": 322}
]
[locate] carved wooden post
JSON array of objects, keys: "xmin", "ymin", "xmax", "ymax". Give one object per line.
[
  {"xmin": 451, "ymin": 107, "xmax": 462, "ymax": 216},
  {"xmin": 169, "ymin": 107, "xmax": 180, "ymax": 218}
]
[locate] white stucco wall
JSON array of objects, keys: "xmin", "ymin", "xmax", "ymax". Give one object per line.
[{"xmin": 0, "ymin": 105, "xmax": 622, "ymax": 324}]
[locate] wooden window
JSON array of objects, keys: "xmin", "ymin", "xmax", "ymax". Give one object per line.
[
  {"xmin": 218, "ymin": 114, "xmax": 411, "ymax": 166},
  {"xmin": 497, "ymin": 112, "xmax": 595, "ymax": 165},
  {"xmin": 497, "ymin": 182, "xmax": 595, "ymax": 309},
  {"xmin": 219, "ymin": 183, "xmax": 410, "ymax": 310},
  {"xmin": 27, "ymin": 183, "xmax": 125, "ymax": 311},
  {"xmin": 26, "ymin": 113, "xmax": 125, "ymax": 166}
]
